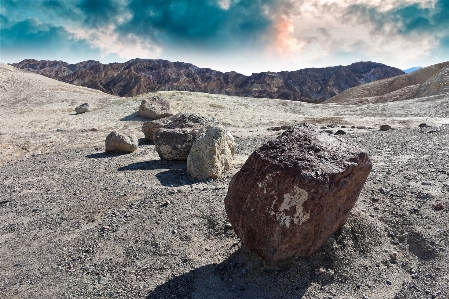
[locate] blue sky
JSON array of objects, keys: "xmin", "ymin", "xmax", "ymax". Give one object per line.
[{"xmin": 1, "ymin": 0, "xmax": 448, "ymax": 74}]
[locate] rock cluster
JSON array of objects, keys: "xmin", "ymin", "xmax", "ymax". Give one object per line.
[
  {"xmin": 153, "ymin": 114, "xmax": 214, "ymax": 161},
  {"xmin": 224, "ymin": 123, "xmax": 372, "ymax": 262},
  {"xmin": 105, "ymin": 131, "xmax": 138, "ymax": 153},
  {"xmin": 138, "ymin": 96, "xmax": 173, "ymax": 119},
  {"xmin": 142, "ymin": 117, "xmax": 173, "ymax": 141}
]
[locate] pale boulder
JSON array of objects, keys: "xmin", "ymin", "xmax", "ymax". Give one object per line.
[
  {"xmin": 138, "ymin": 96, "xmax": 173, "ymax": 119},
  {"xmin": 75, "ymin": 103, "xmax": 91, "ymax": 114},
  {"xmin": 105, "ymin": 131, "xmax": 138, "ymax": 153},
  {"xmin": 187, "ymin": 125, "xmax": 235, "ymax": 179}
]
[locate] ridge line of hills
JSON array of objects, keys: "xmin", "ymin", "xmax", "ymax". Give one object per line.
[
  {"xmin": 325, "ymin": 61, "xmax": 449, "ymax": 104},
  {"xmin": 11, "ymin": 59, "xmax": 404, "ymax": 102}
]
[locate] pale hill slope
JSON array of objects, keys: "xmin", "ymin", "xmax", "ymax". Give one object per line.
[{"xmin": 326, "ymin": 61, "xmax": 449, "ymax": 104}]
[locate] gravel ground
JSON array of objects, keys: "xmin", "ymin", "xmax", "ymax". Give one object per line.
[{"xmin": 1, "ymin": 127, "xmax": 448, "ymax": 299}]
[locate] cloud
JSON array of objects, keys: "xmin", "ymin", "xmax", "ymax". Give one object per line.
[
  {"xmin": 116, "ymin": 0, "xmax": 274, "ymax": 50},
  {"xmin": 345, "ymin": 0, "xmax": 449, "ymax": 44},
  {"xmin": 0, "ymin": 17, "xmax": 119, "ymax": 62}
]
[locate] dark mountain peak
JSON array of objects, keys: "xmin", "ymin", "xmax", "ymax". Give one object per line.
[{"xmin": 11, "ymin": 59, "xmax": 404, "ymax": 101}]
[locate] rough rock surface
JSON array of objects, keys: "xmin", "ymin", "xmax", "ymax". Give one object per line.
[
  {"xmin": 12, "ymin": 59, "xmax": 404, "ymax": 102},
  {"xmin": 142, "ymin": 116, "xmax": 173, "ymax": 140},
  {"xmin": 75, "ymin": 103, "xmax": 91, "ymax": 114},
  {"xmin": 138, "ymin": 96, "xmax": 173, "ymax": 119},
  {"xmin": 105, "ymin": 131, "xmax": 138, "ymax": 153},
  {"xmin": 153, "ymin": 114, "xmax": 213, "ymax": 160},
  {"xmin": 224, "ymin": 123, "xmax": 372, "ymax": 262},
  {"xmin": 187, "ymin": 125, "xmax": 235, "ymax": 179}
]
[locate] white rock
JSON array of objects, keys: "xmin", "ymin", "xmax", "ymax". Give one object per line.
[
  {"xmin": 187, "ymin": 125, "xmax": 235, "ymax": 179},
  {"xmin": 105, "ymin": 131, "xmax": 138, "ymax": 153}
]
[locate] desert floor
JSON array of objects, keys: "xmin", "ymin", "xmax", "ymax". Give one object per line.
[{"xmin": 1, "ymin": 63, "xmax": 448, "ymax": 298}]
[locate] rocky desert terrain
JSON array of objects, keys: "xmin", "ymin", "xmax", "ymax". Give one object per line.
[{"xmin": 1, "ymin": 62, "xmax": 448, "ymax": 299}]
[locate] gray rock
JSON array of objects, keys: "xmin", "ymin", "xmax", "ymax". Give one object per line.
[
  {"xmin": 105, "ymin": 131, "xmax": 138, "ymax": 153},
  {"xmin": 187, "ymin": 125, "xmax": 235, "ymax": 179},
  {"xmin": 138, "ymin": 96, "xmax": 173, "ymax": 119},
  {"xmin": 75, "ymin": 103, "xmax": 91, "ymax": 114},
  {"xmin": 154, "ymin": 114, "xmax": 214, "ymax": 160},
  {"xmin": 142, "ymin": 116, "xmax": 173, "ymax": 141},
  {"xmin": 379, "ymin": 125, "xmax": 392, "ymax": 131}
]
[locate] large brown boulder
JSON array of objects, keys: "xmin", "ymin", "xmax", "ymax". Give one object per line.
[
  {"xmin": 224, "ymin": 123, "xmax": 372, "ymax": 262},
  {"xmin": 153, "ymin": 114, "xmax": 214, "ymax": 160},
  {"xmin": 138, "ymin": 96, "xmax": 173, "ymax": 119}
]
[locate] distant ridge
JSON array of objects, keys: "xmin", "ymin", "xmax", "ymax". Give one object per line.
[
  {"xmin": 325, "ymin": 61, "xmax": 449, "ymax": 104},
  {"xmin": 12, "ymin": 59, "xmax": 404, "ymax": 102},
  {"xmin": 403, "ymin": 66, "xmax": 422, "ymax": 74}
]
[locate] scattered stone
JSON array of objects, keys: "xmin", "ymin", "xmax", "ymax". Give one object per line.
[
  {"xmin": 142, "ymin": 116, "xmax": 173, "ymax": 141},
  {"xmin": 90, "ymin": 128, "xmax": 98, "ymax": 132},
  {"xmin": 154, "ymin": 114, "xmax": 214, "ymax": 160},
  {"xmin": 420, "ymin": 193, "xmax": 432, "ymax": 200},
  {"xmin": 56, "ymin": 129, "xmax": 64, "ymax": 132},
  {"xmin": 105, "ymin": 131, "xmax": 138, "ymax": 153},
  {"xmin": 379, "ymin": 125, "xmax": 392, "ymax": 131},
  {"xmin": 419, "ymin": 123, "xmax": 429, "ymax": 128},
  {"xmin": 224, "ymin": 123, "xmax": 372, "ymax": 262},
  {"xmin": 389, "ymin": 251, "xmax": 398, "ymax": 263},
  {"xmin": 432, "ymin": 203, "xmax": 446, "ymax": 211},
  {"xmin": 187, "ymin": 125, "xmax": 235, "ymax": 179},
  {"xmin": 225, "ymin": 223, "xmax": 232, "ymax": 229},
  {"xmin": 75, "ymin": 103, "xmax": 91, "ymax": 114},
  {"xmin": 357, "ymin": 126, "xmax": 367, "ymax": 129},
  {"xmin": 335, "ymin": 130, "xmax": 346, "ymax": 135},
  {"xmin": 138, "ymin": 96, "xmax": 173, "ymax": 119}
]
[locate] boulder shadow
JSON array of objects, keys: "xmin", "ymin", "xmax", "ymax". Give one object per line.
[
  {"xmin": 120, "ymin": 112, "xmax": 147, "ymax": 121},
  {"xmin": 118, "ymin": 160, "xmax": 197, "ymax": 187},
  {"xmin": 86, "ymin": 152, "xmax": 126, "ymax": 159},
  {"xmin": 146, "ymin": 247, "xmax": 313, "ymax": 299},
  {"xmin": 138, "ymin": 138, "xmax": 153, "ymax": 146}
]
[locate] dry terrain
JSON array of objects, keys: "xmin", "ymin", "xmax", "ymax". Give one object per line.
[{"xmin": 1, "ymin": 63, "xmax": 449, "ymax": 298}]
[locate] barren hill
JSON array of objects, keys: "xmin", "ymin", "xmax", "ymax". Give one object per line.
[
  {"xmin": 1, "ymin": 64, "xmax": 449, "ymax": 299},
  {"xmin": 326, "ymin": 61, "xmax": 449, "ymax": 104},
  {"xmin": 12, "ymin": 59, "xmax": 404, "ymax": 102}
]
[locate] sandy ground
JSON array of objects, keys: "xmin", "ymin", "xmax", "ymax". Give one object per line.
[{"xmin": 1, "ymin": 63, "xmax": 449, "ymax": 298}]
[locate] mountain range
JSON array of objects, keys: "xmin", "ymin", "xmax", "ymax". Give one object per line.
[{"xmin": 12, "ymin": 59, "xmax": 404, "ymax": 102}]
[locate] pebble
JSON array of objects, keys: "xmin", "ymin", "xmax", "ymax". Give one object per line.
[
  {"xmin": 389, "ymin": 251, "xmax": 398, "ymax": 263},
  {"xmin": 335, "ymin": 130, "xmax": 346, "ymax": 135}
]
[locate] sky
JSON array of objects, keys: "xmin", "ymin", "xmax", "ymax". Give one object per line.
[{"xmin": 1, "ymin": 0, "xmax": 448, "ymax": 74}]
